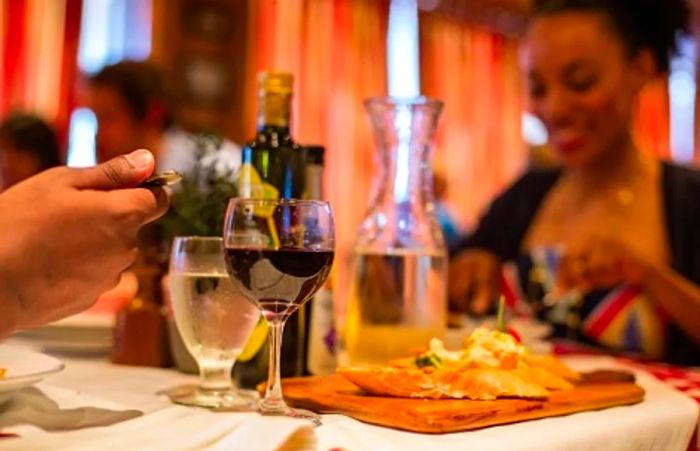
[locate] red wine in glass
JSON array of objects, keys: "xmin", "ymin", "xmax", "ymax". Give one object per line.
[{"xmin": 224, "ymin": 248, "xmax": 334, "ymax": 319}]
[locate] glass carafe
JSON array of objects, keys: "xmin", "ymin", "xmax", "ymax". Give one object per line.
[{"xmin": 340, "ymin": 97, "xmax": 447, "ymax": 366}]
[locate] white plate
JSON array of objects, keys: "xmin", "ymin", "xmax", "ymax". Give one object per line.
[
  {"xmin": 0, "ymin": 346, "xmax": 64, "ymax": 404},
  {"xmin": 15, "ymin": 312, "xmax": 113, "ymax": 355}
]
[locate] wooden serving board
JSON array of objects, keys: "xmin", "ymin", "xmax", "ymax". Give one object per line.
[{"xmin": 276, "ymin": 371, "xmax": 645, "ymax": 433}]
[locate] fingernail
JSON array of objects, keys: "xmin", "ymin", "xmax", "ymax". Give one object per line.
[{"xmin": 125, "ymin": 149, "xmax": 154, "ymax": 170}]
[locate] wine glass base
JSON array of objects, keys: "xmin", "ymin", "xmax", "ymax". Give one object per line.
[
  {"xmin": 171, "ymin": 387, "xmax": 258, "ymax": 411},
  {"xmin": 259, "ymin": 404, "xmax": 322, "ymax": 426}
]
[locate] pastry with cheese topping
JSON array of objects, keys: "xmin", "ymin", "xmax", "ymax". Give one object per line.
[{"xmin": 339, "ymin": 327, "xmax": 578, "ymax": 400}]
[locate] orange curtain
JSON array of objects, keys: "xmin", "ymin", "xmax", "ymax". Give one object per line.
[
  {"xmin": 0, "ymin": 0, "xmax": 82, "ymax": 153},
  {"xmin": 244, "ymin": 0, "xmax": 389, "ymax": 276},
  {"xmin": 242, "ymin": 1, "xmax": 673, "ymax": 311},
  {"xmin": 420, "ymin": 14, "xmax": 526, "ymax": 230},
  {"xmin": 634, "ymin": 78, "xmax": 671, "ymax": 159},
  {"xmin": 0, "ymin": 0, "xmax": 6, "ymax": 111}
]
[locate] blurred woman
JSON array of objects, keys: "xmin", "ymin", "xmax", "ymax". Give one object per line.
[
  {"xmin": 450, "ymin": 0, "xmax": 699, "ymax": 365},
  {"xmin": 0, "ymin": 113, "xmax": 61, "ymax": 189}
]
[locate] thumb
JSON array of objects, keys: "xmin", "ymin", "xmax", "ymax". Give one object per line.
[{"xmin": 72, "ymin": 149, "xmax": 155, "ymax": 190}]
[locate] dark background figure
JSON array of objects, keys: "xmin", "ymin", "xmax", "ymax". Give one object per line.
[
  {"xmin": 88, "ymin": 61, "xmax": 171, "ymax": 164},
  {"xmin": 87, "ymin": 60, "xmax": 240, "ymax": 175},
  {"xmin": 0, "ymin": 113, "xmax": 62, "ymax": 190}
]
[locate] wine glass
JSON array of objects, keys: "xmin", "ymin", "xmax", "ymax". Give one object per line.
[
  {"xmin": 169, "ymin": 236, "xmax": 262, "ymax": 409},
  {"xmin": 223, "ymin": 199, "xmax": 335, "ymax": 423}
]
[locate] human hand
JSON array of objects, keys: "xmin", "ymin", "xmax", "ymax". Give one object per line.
[
  {"xmin": 556, "ymin": 237, "xmax": 652, "ymax": 293},
  {"xmin": 448, "ymin": 249, "xmax": 501, "ymax": 315},
  {"xmin": 0, "ymin": 149, "xmax": 168, "ymax": 335}
]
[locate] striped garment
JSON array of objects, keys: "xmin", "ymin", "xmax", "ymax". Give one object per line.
[{"xmin": 502, "ymin": 248, "xmax": 667, "ymax": 359}]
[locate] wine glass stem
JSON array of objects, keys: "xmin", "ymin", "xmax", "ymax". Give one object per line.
[
  {"xmin": 199, "ymin": 359, "xmax": 234, "ymax": 391},
  {"xmin": 263, "ymin": 318, "xmax": 287, "ymax": 410}
]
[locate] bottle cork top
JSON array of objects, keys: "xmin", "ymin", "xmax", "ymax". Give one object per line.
[{"xmin": 258, "ymin": 71, "xmax": 294, "ymax": 94}]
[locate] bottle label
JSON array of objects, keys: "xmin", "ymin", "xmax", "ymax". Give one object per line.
[
  {"xmin": 307, "ymin": 286, "xmax": 336, "ymax": 375},
  {"xmin": 237, "ymin": 163, "xmax": 280, "ymax": 200},
  {"xmin": 238, "ymin": 317, "xmax": 268, "ymax": 362},
  {"xmin": 235, "ymin": 163, "xmax": 279, "ymax": 363}
]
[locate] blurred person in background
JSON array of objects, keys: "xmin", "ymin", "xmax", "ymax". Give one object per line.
[
  {"xmin": 87, "ymin": 60, "xmax": 240, "ymax": 173},
  {"xmin": 0, "ymin": 113, "xmax": 62, "ymax": 190},
  {"xmin": 449, "ymin": 0, "xmax": 700, "ymax": 365}
]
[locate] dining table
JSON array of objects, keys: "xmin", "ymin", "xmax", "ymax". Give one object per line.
[{"xmin": 1, "ymin": 336, "xmax": 698, "ymax": 451}]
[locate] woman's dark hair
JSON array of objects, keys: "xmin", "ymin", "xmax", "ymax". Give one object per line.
[
  {"xmin": 90, "ymin": 60, "xmax": 171, "ymax": 128},
  {"xmin": 532, "ymin": 0, "xmax": 690, "ymax": 72},
  {"xmin": 0, "ymin": 113, "xmax": 62, "ymax": 169}
]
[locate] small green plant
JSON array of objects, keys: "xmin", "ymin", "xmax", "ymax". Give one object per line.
[{"xmin": 158, "ymin": 134, "xmax": 238, "ymax": 239}]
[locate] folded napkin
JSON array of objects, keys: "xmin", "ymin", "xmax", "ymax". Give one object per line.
[
  {"xmin": 0, "ymin": 386, "xmax": 141, "ymax": 432},
  {"xmin": 1, "ymin": 382, "xmax": 316, "ymax": 451},
  {"xmin": 1, "ymin": 405, "xmax": 238, "ymax": 450},
  {"xmin": 3, "ymin": 407, "xmax": 316, "ymax": 451}
]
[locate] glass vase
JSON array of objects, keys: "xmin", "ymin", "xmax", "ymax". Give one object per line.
[{"xmin": 339, "ymin": 97, "xmax": 447, "ymax": 366}]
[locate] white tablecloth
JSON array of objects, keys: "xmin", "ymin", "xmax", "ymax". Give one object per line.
[{"xmin": 1, "ymin": 340, "xmax": 698, "ymax": 451}]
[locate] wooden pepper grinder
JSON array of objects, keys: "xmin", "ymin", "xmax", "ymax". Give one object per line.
[{"xmin": 111, "ymin": 228, "xmax": 171, "ymax": 367}]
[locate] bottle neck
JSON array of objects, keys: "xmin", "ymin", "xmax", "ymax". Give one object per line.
[
  {"xmin": 305, "ymin": 163, "xmax": 324, "ymax": 200},
  {"xmin": 359, "ymin": 103, "xmax": 445, "ymax": 252},
  {"xmin": 257, "ymin": 92, "xmax": 292, "ymax": 133},
  {"xmin": 375, "ymin": 108, "xmax": 434, "ymax": 210}
]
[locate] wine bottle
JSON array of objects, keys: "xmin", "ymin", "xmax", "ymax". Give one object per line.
[
  {"xmin": 234, "ymin": 71, "xmax": 307, "ymax": 389},
  {"xmin": 303, "ymin": 145, "xmax": 324, "ymax": 200},
  {"xmin": 238, "ymin": 71, "xmax": 305, "ymax": 199},
  {"xmin": 301, "ymin": 146, "xmax": 336, "ymax": 375}
]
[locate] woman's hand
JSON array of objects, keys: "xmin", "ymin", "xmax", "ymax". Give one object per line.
[
  {"xmin": 448, "ymin": 249, "xmax": 501, "ymax": 315},
  {"xmin": 556, "ymin": 237, "xmax": 653, "ymax": 292},
  {"xmin": 555, "ymin": 236, "xmax": 700, "ymax": 345}
]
